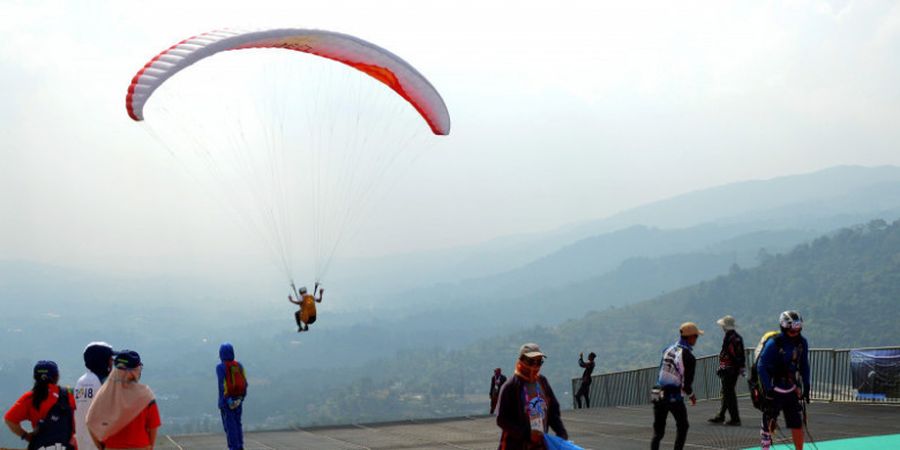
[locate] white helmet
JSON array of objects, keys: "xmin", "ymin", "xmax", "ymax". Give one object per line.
[{"xmin": 779, "ymin": 310, "xmax": 803, "ymax": 331}]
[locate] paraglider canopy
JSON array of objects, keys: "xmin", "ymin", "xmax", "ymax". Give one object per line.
[
  {"xmin": 126, "ymin": 28, "xmax": 450, "ymax": 286},
  {"xmin": 126, "ymin": 28, "xmax": 450, "ymax": 135}
]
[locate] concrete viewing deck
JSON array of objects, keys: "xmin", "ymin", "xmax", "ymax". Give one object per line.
[{"xmin": 158, "ymin": 398, "xmax": 900, "ymax": 449}]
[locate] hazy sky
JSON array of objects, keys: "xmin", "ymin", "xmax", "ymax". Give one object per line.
[{"xmin": 2, "ymin": 0, "xmax": 900, "ymax": 278}]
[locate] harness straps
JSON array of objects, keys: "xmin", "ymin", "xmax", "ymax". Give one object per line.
[{"xmin": 773, "ymin": 334, "xmax": 804, "ymax": 384}]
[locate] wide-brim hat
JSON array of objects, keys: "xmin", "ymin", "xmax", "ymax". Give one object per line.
[{"xmin": 717, "ymin": 315, "xmax": 737, "ymax": 330}]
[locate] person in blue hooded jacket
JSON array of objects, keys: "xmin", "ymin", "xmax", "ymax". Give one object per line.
[
  {"xmin": 216, "ymin": 343, "xmax": 247, "ymax": 450},
  {"xmin": 756, "ymin": 311, "xmax": 810, "ymax": 450}
]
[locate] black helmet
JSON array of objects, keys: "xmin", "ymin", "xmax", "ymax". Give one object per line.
[{"xmin": 779, "ymin": 310, "xmax": 803, "ymax": 331}]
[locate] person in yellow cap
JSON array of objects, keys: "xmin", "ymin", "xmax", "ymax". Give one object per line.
[{"xmin": 651, "ymin": 322, "xmax": 702, "ymax": 450}]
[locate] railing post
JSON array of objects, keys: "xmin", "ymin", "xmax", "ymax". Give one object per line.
[
  {"xmin": 830, "ymin": 349, "xmax": 837, "ymax": 402},
  {"xmin": 704, "ymin": 358, "xmax": 711, "ymax": 400}
]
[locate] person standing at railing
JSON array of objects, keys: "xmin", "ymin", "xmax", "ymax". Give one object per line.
[
  {"xmin": 757, "ymin": 310, "xmax": 810, "ymax": 450},
  {"xmin": 574, "ymin": 352, "xmax": 596, "ymax": 409},
  {"xmin": 651, "ymin": 322, "xmax": 701, "ymax": 450},
  {"xmin": 709, "ymin": 315, "xmax": 745, "ymax": 426},
  {"xmin": 490, "ymin": 368, "xmax": 507, "ymax": 415}
]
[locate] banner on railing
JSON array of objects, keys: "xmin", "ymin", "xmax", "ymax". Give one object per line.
[{"xmin": 850, "ymin": 349, "xmax": 900, "ymax": 400}]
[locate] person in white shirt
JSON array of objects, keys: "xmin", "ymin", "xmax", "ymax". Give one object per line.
[{"xmin": 74, "ymin": 342, "xmax": 114, "ymax": 450}]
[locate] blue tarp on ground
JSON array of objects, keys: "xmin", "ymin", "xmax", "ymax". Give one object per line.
[{"xmin": 545, "ymin": 434, "xmax": 585, "ymax": 450}]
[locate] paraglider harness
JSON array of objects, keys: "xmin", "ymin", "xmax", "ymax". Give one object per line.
[
  {"xmin": 748, "ymin": 332, "xmax": 804, "ymax": 411},
  {"xmin": 28, "ymin": 387, "xmax": 75, "ymax": 450}
]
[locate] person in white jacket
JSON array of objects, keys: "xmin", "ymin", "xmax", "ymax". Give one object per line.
[{"xmin": 74, "ymin": 342, "xmax": 114, "ymax": 450}]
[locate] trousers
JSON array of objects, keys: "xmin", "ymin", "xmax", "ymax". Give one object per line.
[
  {"xmin": 651, "ymin": 397, "xmax": 689, "ymax": 450},
  {"xmin": 220, "ymin": 404, "xmax": 244, "ymax": 450},
  {"xmin": 717, "ymin": 370, "xmax": 740, "ymax": 421}
]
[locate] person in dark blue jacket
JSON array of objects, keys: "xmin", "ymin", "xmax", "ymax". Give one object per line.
[
  {"xmin": 217, "ymin": 343, "xmax": 247, "ymax": 450},
  {"xmin": 756, "ymin": 311, "xmax": 810, "ymax": 450}
]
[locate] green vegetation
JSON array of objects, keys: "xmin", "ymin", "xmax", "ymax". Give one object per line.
[
  {"xmin": 273, "ymin": 219, "xmax": 900, "ymax": 427},
  {"xmin": 3, "ymin": 218, "xmax": 900, "ymax": 444}
]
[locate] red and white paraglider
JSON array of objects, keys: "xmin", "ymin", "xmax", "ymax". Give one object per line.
[{"xmin": 126, "ymin": 28, "xmax": 450, "ymax": 292}]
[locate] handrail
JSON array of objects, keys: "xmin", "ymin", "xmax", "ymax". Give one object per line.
[{"xmin": 571, "ymin": 345, "xmax": 900, "ymax": 409}]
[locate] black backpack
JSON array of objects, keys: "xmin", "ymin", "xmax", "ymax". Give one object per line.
[{"xmin": 29, "ymin": 387, "xmax": 75, "ymax": 450}]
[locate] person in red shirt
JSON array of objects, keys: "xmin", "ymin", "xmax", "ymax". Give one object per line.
[
  {"xmin": 86, "ymin": 350, "xmax": 161, "ymax": 450},
  {"xmin": 4, "ymin": 360, "xmax": 77, "ymax": 449}
]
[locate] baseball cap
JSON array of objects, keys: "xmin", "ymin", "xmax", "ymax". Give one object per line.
[
  {"xmin": 679, "ymin": 322, "xmax": 704, "ymax": 337},
  {"xmin": 519, "ymin": 343, "xmax": 546, "ymax": 359},
  {"xmin": 33, "ymin": 360, "xmax": 59, "ymax": 381},
  {"xmin": 114, "ymin": 350, "xmax": 142, "ymax": 369}
]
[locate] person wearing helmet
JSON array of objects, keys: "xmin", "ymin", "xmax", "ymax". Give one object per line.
[
  {"xmin": 75, "ymin": 342, "xmax": 115, "ymax": 450},
  {"xmin": 756, "ymin": 311, "xmax": 810, "ymax": 450},
  {"xmin": 288, "ymin": 283, "xmax": 324, "ymax": 332},
  {"xmin": 651, "ymin": 322, "xmax": 701, "ymax": 450}
]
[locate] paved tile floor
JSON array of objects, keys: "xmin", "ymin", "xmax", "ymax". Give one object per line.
[{"xmin": 160, "ymin": 398, "xmax": 900, "ymax": 449}]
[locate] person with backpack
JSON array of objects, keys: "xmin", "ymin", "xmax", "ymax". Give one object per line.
[
  {"xmin": 651, "ymin": 322, "xmax": 701, "ymax": 450},
  {"xmin": 708, "ymin": 315, "xmax": 745, "ymax": 426},
  {"xmin": 75, "ymin": 342, "xmax": 115, "ymax": 450},
  {"xmin": 756, "ymin": 311, "xmax": 810, "ymax": 450},
  {"xmin": 288, "ymin": 284, "xmax": 324, "ymax": 332},
  {"xmin": 574, "ymin": 352, "xmax": 596, "ymax": 409},
  {"xmin": 217, "ymin": 342, "xmax": 247, "ymax": 450},
  {"xmin": 4, "ymin": 360, "xmax": 77, "ymax": 450},
  {"xmin": 496, "ymin": 343, "xmax": 568, "ymax": 449},
  {"xmin": 86, "ymin": 350, "xmax": 161, "ymax": 450}
]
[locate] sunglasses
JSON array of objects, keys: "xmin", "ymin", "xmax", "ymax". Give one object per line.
[{"xmin": 521, "ymin": 356, "xmax": 545, "ymax": 367}]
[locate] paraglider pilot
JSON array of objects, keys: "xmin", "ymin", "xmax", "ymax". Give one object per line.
[{"xmin": 289, "ymin": 283, "xmax": 323, "ymax": 332}]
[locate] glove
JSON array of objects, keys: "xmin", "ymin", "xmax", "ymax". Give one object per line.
[
  {"xmin": 802, "ymin": 389, "xmax": 810, "ymax": 404},
  {"xmin": 689, "ymin": 394, "xmax": 697, "ymax": 406},
  {"xmin": 740, "ymin": 368, "xmax": 747, "ymax": 378}
]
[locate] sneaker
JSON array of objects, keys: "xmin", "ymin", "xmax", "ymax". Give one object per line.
[
  {"xmin": 708, "ymin": 416, "xmax": 725, "ymax": 424},
  {"xmin": 725, "ymin": 420, "xmax": 741, "ymax": 426}
]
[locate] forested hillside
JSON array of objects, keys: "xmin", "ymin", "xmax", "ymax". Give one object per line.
[{"xmin": 284, "ymin": 219, "xmax": 900, "ymax": 426}]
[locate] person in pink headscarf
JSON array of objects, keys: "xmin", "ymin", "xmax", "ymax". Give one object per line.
[{"xmin": 86, "ymin": 350, "xmax": 161, "ymax": 450}]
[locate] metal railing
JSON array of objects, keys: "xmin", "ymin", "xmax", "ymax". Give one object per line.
[{"xmin": 571, "ymin": 346, "xmax": 900, "ymax": 409}]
